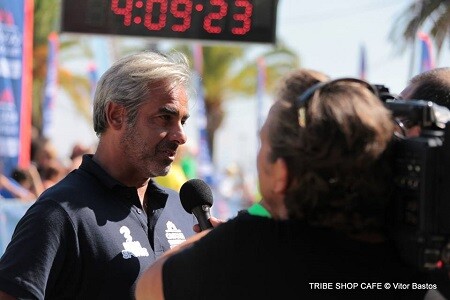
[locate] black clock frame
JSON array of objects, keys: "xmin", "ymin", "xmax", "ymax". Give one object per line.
[{"xmin": 61, "ymin": 0, "xmax": 278, "ymax": 44}]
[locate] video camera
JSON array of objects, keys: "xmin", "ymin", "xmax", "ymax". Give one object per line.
[{"xmin": 376, "ymin": 85, "xmax": 450, "ymax": 271}]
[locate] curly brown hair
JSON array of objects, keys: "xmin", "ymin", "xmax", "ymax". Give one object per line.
[{"xmin": 268, "ymin": 78, "xmax": 395, "ymax": 235}]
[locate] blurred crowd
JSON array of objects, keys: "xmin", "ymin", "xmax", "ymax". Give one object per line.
[
  {"xmin": 0, "ymin": 134, "xmax": 95, "ymax": 202},
  {"xmin": 154, "ymin": 145, "xmax": 259, "ymax": 220}
]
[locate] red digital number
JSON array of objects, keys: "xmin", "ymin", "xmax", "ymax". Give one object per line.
[
  {"xmin": 111, "ymin": 0, "xmax": 133, "ymax": 26},
  {"xmin": 144, "ymin": 0, "xmax": 168, "ymax": 30},
  {"xmin": 232, "ymin": 0, "xmax": 252, "ymax": 35},
  {"xmin": 204, "ymin": 0, "xmax": 228, "ymax": 34},
  {"xmin": 170, "ymin": 0, "xmax": 192, "ymax": 32}
]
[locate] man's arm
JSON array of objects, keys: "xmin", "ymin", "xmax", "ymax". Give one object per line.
[{"xmin": 0, "ymin": 174, "xmax": 35, "ymax": 200}]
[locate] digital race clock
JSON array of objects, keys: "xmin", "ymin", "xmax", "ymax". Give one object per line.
[{"xmin": 61, "ymin": 0, "xmax": 278, "ymax": 44}]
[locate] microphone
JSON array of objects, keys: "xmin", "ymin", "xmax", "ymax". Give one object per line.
[{"xmin": 180, "ymin": 179, "xmax": 214, "ymax": 231}]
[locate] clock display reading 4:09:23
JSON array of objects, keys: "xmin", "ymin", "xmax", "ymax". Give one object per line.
[{"xmin": 61, "ymin": 0, "xmax": 278, "ymax": 44}]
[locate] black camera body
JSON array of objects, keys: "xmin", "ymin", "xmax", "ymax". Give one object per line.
[{"xmin": 383, "ymin": 97, "xmax": 450, "ymax": 271}]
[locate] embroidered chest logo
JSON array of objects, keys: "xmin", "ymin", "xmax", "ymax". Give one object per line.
[
  {"xmin": 165, "ymin": 221, "xmax": 186, "ymax": 248},
  {"xmin": 120, "ymin": 226, "xmax": 149, "ymax": 259}
]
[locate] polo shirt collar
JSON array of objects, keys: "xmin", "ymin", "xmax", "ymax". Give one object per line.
[{"xmin": 78, "ymin": 154, "xmax": 168, "ymax": 196}]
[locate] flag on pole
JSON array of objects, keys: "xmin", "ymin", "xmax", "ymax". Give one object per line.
[
  {"xmin": 193, "ymin": 44, "xmax": 203, "ymax": 76},
  {"xmin": 417, "ymin": 31, "xmax": 435, "ymax": 73},
  {"xmin": 0, "ymin": 0, "xmax": 34, "ymax": 176},
  {"xmin": 42, "ymin": 32, "xmax": 59, "ymax": 138},
  {"xmin": 87, "ymin": 62, "xmax": 98, "ymax": 102},
  {"xmin": 359, "ymin": 44, "xmax": 367, "ymax": 80},
  {"xmin": 192, "ymin": 44, "xmax": 214, "ymax": 186},
  {"xmin": 256, "ymin": 57, "xmax": 266, "ymax": 132}
]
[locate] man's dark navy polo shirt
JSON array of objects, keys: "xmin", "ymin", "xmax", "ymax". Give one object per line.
[{"xmin": 0, "ymin": 155, "xmax": 197, "ymax": 299}]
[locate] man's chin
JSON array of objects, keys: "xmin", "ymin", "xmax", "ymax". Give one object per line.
[{"xmin": 153, "ymin": 164, "xmax": 172, "ymax": 177}]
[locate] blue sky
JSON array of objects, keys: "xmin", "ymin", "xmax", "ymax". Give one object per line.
[{"xmin": 277, "ymin": 0, "xmax": 449, "ymax": 93}]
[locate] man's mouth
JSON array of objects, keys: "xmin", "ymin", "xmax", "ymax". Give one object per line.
[{"xmin": 161, "ymin": 149, "xmax": 176, "ymax": 160}]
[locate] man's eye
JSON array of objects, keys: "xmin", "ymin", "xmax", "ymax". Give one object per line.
[{"xmin": 160, "ymin": 115, "xmax": 171, "ymax": 121}]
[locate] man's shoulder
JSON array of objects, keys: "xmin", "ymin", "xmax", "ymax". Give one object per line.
[
  {"xmin": 33, "ymin": 171, "xmax": 107, "ymax": 217},
  {"xmin": 41, "ymin": 169, "xmax": 103, "ymax": 196}
]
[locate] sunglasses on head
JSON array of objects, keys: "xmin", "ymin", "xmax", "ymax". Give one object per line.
[{"xmin": 294, "ymin": 78, "xmax": 380, "ymax": 127}]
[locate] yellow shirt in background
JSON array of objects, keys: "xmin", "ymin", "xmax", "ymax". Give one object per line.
[{"xmin": 154, "ymin": 164, "xmax": 187, "ymax": 192}]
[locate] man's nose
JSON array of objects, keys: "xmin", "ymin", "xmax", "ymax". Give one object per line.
[{"xmin": 170, "ymin": 123, "xmax": 187, "ymax": 145}]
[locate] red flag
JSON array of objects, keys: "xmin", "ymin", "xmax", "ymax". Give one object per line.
[
  {"xmin": 19, "ymin": 0, "xmax": 33, "ymax": 168},
  {"xmin": 417, "ymin": 31, "xmax": 435, "ymax": 73}
]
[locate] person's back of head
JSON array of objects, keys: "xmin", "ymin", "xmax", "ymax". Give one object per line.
[
  {"xmin": 92, "ymin": 50, "xmax": 192, "ymax": 136},
  {"xmin": 254, "ymin": 68, "xmax": 329, "ymax": 218},
  {"xmin": 400, "ymin": 67, "xmax": 450, "ymax": 108},
  {"xmin": 268, "ymin": 78, "xmax": 394, "ymax": 235},
  {"xmin": 275, "ymin": 68, "xmax": 330, "ymax": 101}
]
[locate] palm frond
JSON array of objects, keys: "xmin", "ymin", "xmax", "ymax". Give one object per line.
[{"xmin": 389, "ymin": 0, "xmax": 450, "ymax": 54}]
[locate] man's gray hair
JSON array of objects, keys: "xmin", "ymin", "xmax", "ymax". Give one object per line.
[{"xmin": 93, "ymin": 50, "xmax": 192, "ymax": 135}]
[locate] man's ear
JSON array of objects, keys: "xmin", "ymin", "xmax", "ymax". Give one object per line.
[
  {"xmin": 273, "ymin": 158, "xmax": 288, "ymax": 194},
  {"xmin": 106, "ymin": 102, "xmax": 125, "ymax": 130}
]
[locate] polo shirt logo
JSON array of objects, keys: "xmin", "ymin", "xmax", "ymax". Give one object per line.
[
  {"xmin": 119, "ymin": 226, "xmax": 149, "ymax": 259},
  {"xmin": 165, "ymin": 221, "xmax": 186, "ymax": 249}
]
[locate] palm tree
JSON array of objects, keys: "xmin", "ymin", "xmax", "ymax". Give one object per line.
[
  {"xmin": 389, "ymin": 0, "xmax": 450, "ymax": 56},
  {"xmin": 33, "ymin": 0, "xmax": 299, "ymax": 161},
  {"xmin": 174, "ymin": 42, "xmax": 299, "ymax": 159},
  {"xmin": 33, "ymin": 0, "xmax": 92, "ymax": 134}
]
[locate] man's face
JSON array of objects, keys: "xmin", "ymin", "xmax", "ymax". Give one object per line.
[{"xmin": 121, "ymin": 84, "xmax": 190, "ymax": 179}]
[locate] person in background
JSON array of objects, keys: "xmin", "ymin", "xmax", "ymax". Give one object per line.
[
  {"xmin": 216, "ymin": 162, "xmax": 249, "ymax": 218},
  {"xmin": 400, "ymin": 67, "xmax": 450, "ymax": 108},
  {"xmin": 396, "ymin": 67, "xmax": 450, "ymax": 137},
  {"xmin": 31, "ymin": 137, "xmax": 65, "ymax": 180},
  {"xmin": 67, "ymin": 142, "xmax": 96, "ymax": 172},
  {"xmin": 0, "ymin": 173, "xmax": 35, "ymax": 201},
  {"xmin": 39, "ymin": 160, "xmax": 67, "ymax": 189},
  {"xmin": 0, "ymin": 50, "xmax": 199, "ymax": 300},
  {"xmin": 135, "ymin": 75, "xmax": 448, "ymax": 300},
  {"xmin": 10, "ymin": 164, "xmax": 44, "ymax": 199}
]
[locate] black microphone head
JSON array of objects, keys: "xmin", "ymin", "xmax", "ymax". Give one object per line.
[{"xmin": 179, "ymin": 179, "xmax": 214, "ymax": 213}]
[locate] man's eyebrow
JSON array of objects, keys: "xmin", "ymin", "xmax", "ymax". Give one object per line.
[{"xmin": 159, "ymin": 106, "xmax": 190, "ymax": 119}]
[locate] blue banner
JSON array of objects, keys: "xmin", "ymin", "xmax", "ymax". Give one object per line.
[
  {"xmin": 0, "ymin": 199, "xmax": 32, "ymax": 254},
  {"xmin": 0, "ymin": 0, "xmax": 33, "ymax": 177}
]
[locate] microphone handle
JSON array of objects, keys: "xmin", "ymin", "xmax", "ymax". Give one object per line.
[{"xmin": 192, "ymin": 205, "xmax": 213, "ymax": 231}]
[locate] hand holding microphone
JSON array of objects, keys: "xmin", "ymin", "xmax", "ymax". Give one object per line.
[{"xmin": 180, "ymin": 179, "xmax": 215, "ymax": 231}]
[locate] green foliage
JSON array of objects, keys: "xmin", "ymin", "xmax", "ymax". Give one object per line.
[
  {"xmin": 33, "ymin": 0, "xmax": 92, "ymax": 133},
  {"xmin": 34, "ymin": 0, "xmax": 61, "ymax": 45}
]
